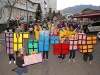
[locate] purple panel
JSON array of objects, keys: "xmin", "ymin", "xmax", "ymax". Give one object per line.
[
  {"xmin": 6, "ymin": 37, "xmax": 9, "ymax": 41},
  {"xmin": 10, "ymin": 43, "xmax": 13, "ymax": 47},
  {"xmin": 7, "ymin": 42, "xmax": 9, "ymax": 47},
  {"xmin": 10, "ymin": 38, "xmax": 13, "ymax": 41},
  {"xmin": 10, "ymin": 49, "xmax": 14, "ymax": 54},
  {"xmin": 7, "ymin": 48, "xmax": 9, "ymax": 54}
]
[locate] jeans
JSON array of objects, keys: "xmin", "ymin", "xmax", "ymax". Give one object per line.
[
  {"xmin": 69, "ymin": 50, "xmax": 76, "ymax": 59},
  {"xmin": 15, "ymin": 66, "xmax": 28, "ymax": 75}
]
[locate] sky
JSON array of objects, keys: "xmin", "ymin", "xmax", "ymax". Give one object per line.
[{"xmin": 57, "ymin": 0, "xmax": 100, "ymax": 10}]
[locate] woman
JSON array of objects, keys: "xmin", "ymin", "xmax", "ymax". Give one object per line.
[{"xmin": 12, "ymin": 47, "xmax": 28, "ymax": 75}]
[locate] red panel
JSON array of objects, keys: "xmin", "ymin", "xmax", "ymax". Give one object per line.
[
  {"xmin": 54, "ymin": 44, "xmax": 61, "ymax": 49},
  {"xmin": 62, "ymin": 50, "xmax": 69, "ymax": 54},
  {"xmin": 62, "ymin": 43, "xmax": 69, "ymax": 49},
  {"xmin": 54, "ymin": 49, "xmax": 61, "ymax": 54}
]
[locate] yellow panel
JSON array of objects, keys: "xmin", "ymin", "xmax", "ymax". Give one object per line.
[
  {"xmin": 92, "ymin": 36, "xmax": 97, "ymax": 39},
  {"xmin": 83, "ymin": 46, "xmax": 87, "ymax": 49},
  {"xmin": 87, "ymin": 36, "xmax": 92, "ymax": 40},
  {"xmin": 18, "ymin": 44, "xmax": 23, "ymax": 50},
  {"xmin": 18, "ymin": 33, "xmax": 22, "ymax": 42},
  {"xmin": 23, "ymin": 32, "xmax": 29, "ymax": 38},
  {"xmin": 93, "ymin": 40, "xmax": 97, "ymax": 44},
  {"xmin": 14, "ymin": 33, "xmax": 17, "ymax": 42},
  {"xmin": 88, "ymin": 49, "xmax": 93, "ymax": 53},
  {"xmin": 87, "ymin": 41, "xmax": 92, "ymax": 44},
  {"xmin": 88, "ymin": 45, "xmax": 93, "ymax": 48},
  {"xmin": 14, "ymin": 44, "xmax": 17, "ymax": 51}
]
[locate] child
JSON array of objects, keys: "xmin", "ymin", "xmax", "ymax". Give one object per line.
[
  {"xmin": 69, "ymin": 34, "xmax": 76, "ymax": 62},
  {"xmin": 29, "ymin": 26, "xmax": 33, "ymax": 35},
  {"xmin": 83, "ymin": 53, "xmax": 93, "ymax": 64},
  {"xmin": 58, "ymin": 36, "xmax": 68, "ymax": 60}
]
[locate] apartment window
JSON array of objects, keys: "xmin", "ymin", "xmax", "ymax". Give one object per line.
[
  {"xmin": 20, "ymin": 10, "xmax": 22, "ymax": 13},
  {"xmin": 32, "ymin": 4, "xmax": 34, "ymax": 6}
]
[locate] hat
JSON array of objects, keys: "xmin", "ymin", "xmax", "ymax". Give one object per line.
[{"xmin": 19, "ymin": 47, "xmax": 25, "ymax": 52}]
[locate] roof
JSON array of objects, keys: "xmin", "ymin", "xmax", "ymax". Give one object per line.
[{"xmin": 71, "ymin": 13, "xmax": 100, "ymax": 18}]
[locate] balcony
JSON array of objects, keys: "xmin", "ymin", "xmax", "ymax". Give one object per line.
[{"xmin": 29, "ymin": 0, "xmax": 40, "ymax": 4}]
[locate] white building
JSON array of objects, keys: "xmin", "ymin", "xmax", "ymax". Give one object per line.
[{"xmin": 0, "ymin": 0, "xmax": 57, "ymax": 24}]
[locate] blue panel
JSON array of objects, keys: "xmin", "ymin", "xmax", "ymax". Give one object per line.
[
  {"xmin": 45, "ymin": 36, "xmax": 49, "ymax": 41},
  {"xmin": 39, "ymin": 30, "xmax": 45, "ymax": 36},
  {"xmin": 50, "ymin": 36, "xmax": 54, "ymax": 40},
  {"xmin": 44, "ymin": 46, "xmax": 49, "ymax": 51},
  {"xmin": 50, "ymin": 40, "xmax": 55, "ymax": 44},
  {"xmin": 44, "ymin": 41, "xmax": 49, "ymax": 45},
  {"xmin": 55, "ymin": 40, "xmax": 59, "ymax": 44},
  {"xmin": 39, "ymin": 41, "xmax": 44, "ymax": 45},
  {"xmin": 44, "ymin": 30, "xmax": 49, "ymax": 36},
  {"xmin": 39, "ymin": 46, "xmax": 43, "ymax": 51},
  {"xmin": 39, "ymin": 36, "xmax": 44, "ymax": 41},
  {"xmin": 55, "ymin": 36, "xmax": 59, "ymax": 40}
]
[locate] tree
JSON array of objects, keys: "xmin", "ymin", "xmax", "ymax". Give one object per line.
[
  {"xmin": 53, "ymin": 10, "xmax": 56, "ymax": 17},
  {"xmin": 0, "ymin": 0, "xmax": 19, "ymax": 26},
  {"xmin": 47, "ymin": 8, "xmax": 53, "ymax": 21},
  {"xmin": 82, "ymin": 8, "xmax": 92, "ymax": 13},
  {"xmin": 35, "ymin": 3, "xmax": 42, "ymax": 22},
  {"xmin": 58, "ymin": 11, "xmax": 61, "ymax": 15}
]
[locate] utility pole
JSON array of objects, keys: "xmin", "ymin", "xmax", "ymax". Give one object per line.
[{"xmin": 26, "ymin": 0, "xmax": 28, "ymax": 30}]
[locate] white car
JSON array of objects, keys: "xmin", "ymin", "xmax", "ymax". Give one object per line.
[
  {"xmin": 87, "ymin": 22, "xmax": 100, "ymax": 33},
  {"xmin": 97, "ymin": 32, "xmax": 100, "ymax": 39}
]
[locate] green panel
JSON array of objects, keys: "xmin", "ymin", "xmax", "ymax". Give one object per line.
[
  {"xmin": 28, "ymin": 42, "xmax": 33, "ymax": 48},
  {"xmin": 34, "ymin": 40, "xmax": 38, "ymax": 43},
  {"xmin": 34, "ymin": 49, "xmax": 38, "ymax": 53},
  {"xmin": 34, "ymin": 43, "xmax": 38, "ymax": 48},
  {"xmin": 28, "ymin": 49, "xmax": 33, "ymax": 54}
]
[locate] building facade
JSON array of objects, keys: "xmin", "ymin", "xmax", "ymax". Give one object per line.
[{"xmin": 0, "ymin": 0, "xmax": 57, "ymax": 24}]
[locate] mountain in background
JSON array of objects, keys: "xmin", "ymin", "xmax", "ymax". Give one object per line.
[{"xmin": 60, "ymin": 5, "xmax": 100, "ymax": 14}]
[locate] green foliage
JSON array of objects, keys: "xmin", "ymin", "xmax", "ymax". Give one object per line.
[
  {"xmin": 35, "ymin": 3, "xmax": 42, "ymax": 22},
  {"xmin": 82, "ymin": 8, "xmax": 92, "ymax": 13},
  {"xmin": 53, "ymin": 10, "xmax": 56, "ymax": 17},
  {"xmin": 9, "ymin": 20, "xmax": 18, "ymax": 28}
]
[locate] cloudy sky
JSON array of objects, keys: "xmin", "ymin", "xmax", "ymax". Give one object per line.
[{"xmin": 57, "ymin": 0, "xmax": 100, "ymax": 10}]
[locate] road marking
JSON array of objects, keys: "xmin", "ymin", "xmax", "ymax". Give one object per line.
[{"xmin": 0, "ymin": 44, "xmax": 4, "ymax": 52}]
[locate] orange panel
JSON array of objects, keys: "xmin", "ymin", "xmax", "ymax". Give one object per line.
[
  {"xmin": 87, "ymin": 36, "xmax": 92, "ymax": 40},
  {"xmin": 86, "ymin": 41, "xmax": 92, "ymax": 44}
]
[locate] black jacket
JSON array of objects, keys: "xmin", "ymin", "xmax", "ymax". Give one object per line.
[{"xmin": 16, "ymin": 55, "xmax": 25, "ymax": 68}]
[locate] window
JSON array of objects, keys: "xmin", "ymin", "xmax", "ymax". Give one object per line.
[{"xmin": 92, "ymin": 22, "xmax": 100, "ymax": 26}]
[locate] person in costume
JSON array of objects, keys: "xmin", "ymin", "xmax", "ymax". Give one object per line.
[
  {"xmin": 58, "ymin": 36, "xmax": 68, "ymax": 60},
  {"xmin": 12, "ymin": 47, "xmax": 28, "ymax": 75},
  {"xmin": 34, "ymin": 26, "xmax": 40, "ymax": 40},
  {"xmin": 59, "ymin": 27, "xmax": 66, "ymax": 40}
]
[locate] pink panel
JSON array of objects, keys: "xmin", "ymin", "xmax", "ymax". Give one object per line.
[
  {"xmin": 10, "ymin": 43, "xmax": 13, "ymax": 47},
  {"xmin": 73, "ymin": 46, "xmax": 77, "ymax": 50},
  {"xmin": 83, "ymin": 41, "xmax": 86, "ymax": 44},
  {"xmin": 24, "ymin": 53, "xmax": 42, "ymax": 65},
  {"xmin": 70, "ymin": 41, "xmax": 73, "ymax": 44},
  {"xmin": 79, "ymin": 35, "xmax": 82, "ymax": 39},
  {"xmin": 7, "ymin": 42, "xmax": 9, "ymax": 47},
  {"xmin": 7, "ymin": 48, "xmax": 9, "ymax": 54},
  {"xmin": 74, "ymin": 41, "xmax": 78, "ymax": 44},
  {"xmin": 6, "ymin": 33, "xmax": 9, "ymax": 37},
  {"xmin": 10, "ymin": 34, "xmax": 13, "ymax": 37},
  {"xmin": 10, "ymin": 49, "xmax": 14, "ymax": 54},
  {"xmin": 78, "ymin": 40, "xmax": 81, "ymax": 44},
  {"xmin": 83, "ymin": 35, "xmax": 86, "ymax": 39},
  {"xmin": 6, "ymin": 37, "xmax": 9, "ymax": 41},
  {"xmin": 10, "ymin": 38, "xmax": 13, "ymax": 41},
  {"xmin": 69, "ymin": 45, "xmax": 72, "ymax": 50}
]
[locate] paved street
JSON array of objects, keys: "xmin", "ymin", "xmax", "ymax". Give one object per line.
[{"xmin": 0, "ymin": 32, "xmax": 100, "ymax": 75}]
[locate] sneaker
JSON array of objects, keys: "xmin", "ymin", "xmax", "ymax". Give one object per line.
[
  {"xmin": 14, "ymin": 61, "xmax": 16, "ymax": 64},
  {"xmin": 9, "ymin": 61, "xmax": 12, "ymax": 64},
  {"xmin": 12, "ymin": 68, "xmax": 17, "ymax": 71},
  {"xmin": 46, "ymin": 59, "xmax": 48, "ymax": 62},
  {"xmin": 89, "ymin": 61, "xmax": 92, "ymax": 64},
  {"xmin": 72, "ymin": 59, "xmax": 75, "ymax": 62},
  {"xmin": 68, "ymin": 59, "xmax": 71, "ymax": 62}
]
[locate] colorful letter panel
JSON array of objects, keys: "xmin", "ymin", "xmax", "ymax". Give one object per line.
[
  {"xmin": 28, "ymin": 40, "xmax": 39, "ymax": 54},
  {"xmin": 24, "ymin": 53, "xmax": 42, "ymax": 65},
  {"xmin": 78, "ymin": 33, "xmax": 86, "ymax": 45},
  {"xmin": 39, "ymin": 30, "xmax": 49, "ymax": 36},
  {"xmin": 79, "ymin": 45, "xmax": 93, "ymax": 53},
  {"xmin": 13, "ymin": 32, "xmax": 29, "ymax": 51},
  {"xmin": 54, "ymin": 43, "xmax": 69, "ymax": 54},
  {"xmin": 69, "ymin": 39, "xmax": 78, "ymax": 50},
  {"xmin": 86, "ymin": 36, "xmax": 97, "ymax": 44},
  {"xmin": 50, "ymin": 36, "xmax": 59, "ymax": 44},
  {"xmin": 5, "ymin": 32, "xmax": 14, "ymax": 54}
]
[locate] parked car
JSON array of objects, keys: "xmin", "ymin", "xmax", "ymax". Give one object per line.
[
  {"xmin": 87, "ymin": 22, "xmax": 100, "ymax": 33},
  {"xmin": 97, "ymin": 32, "xmax": 100, "ymax": 39}
]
